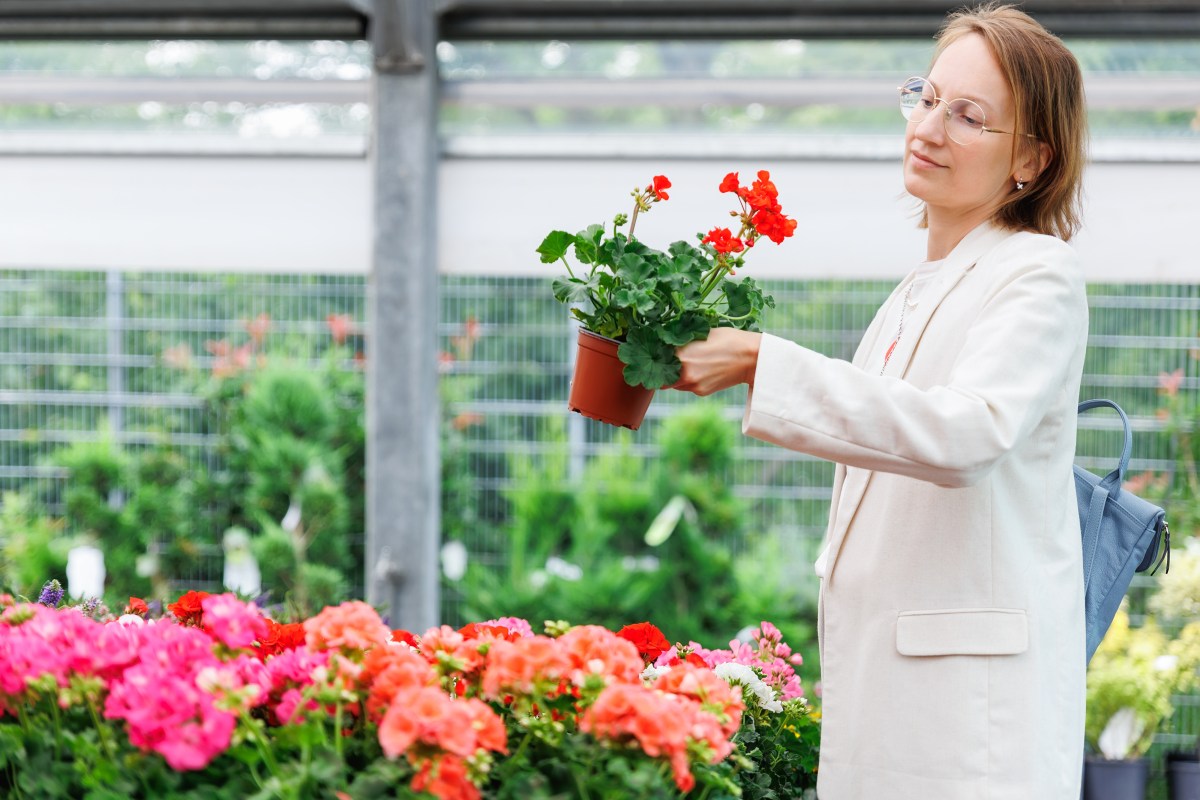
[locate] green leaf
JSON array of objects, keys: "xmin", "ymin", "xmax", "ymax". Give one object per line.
[
  {"xmin": 536, "ymin": 231, "xmax": 574, "ymax": 264},
  {"xmin": 574, "ymin": 224, "xmax": 605, "ymax": 264},
  {"xmin": 660, "ymin": 312, "xmax": 712, "ymax": 346},
  {"xmin": 611, "ymin": 282, "xmax": 658, "ymax": 316},
  {"xmin": 617, "ymin": 328, "xmax": 681, "ymax": 389},
  {"xmin": 552, "ymin": 276, "xmax": 595, "ymax": 306},
  {"xmin": 615, "ymin": 252, "xmax": 655, "ymax": 284},
  {"xmin": 722, "ymin": 277, "xmax": 775, "ymax": 330}
]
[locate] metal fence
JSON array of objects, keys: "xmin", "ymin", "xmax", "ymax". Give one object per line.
[{"xmin": 1, "ymin": 270, "xmax": 1196, "ymax": 585}]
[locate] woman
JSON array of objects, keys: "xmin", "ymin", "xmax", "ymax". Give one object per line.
[{"xmin": 674, "ymin": 5, "xmax": 1089, "ymax": 799}]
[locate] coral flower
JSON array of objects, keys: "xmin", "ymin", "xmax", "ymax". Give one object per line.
[{"xmin": 304, "ymin": 601, "xmax": 392, "ymax": 653}]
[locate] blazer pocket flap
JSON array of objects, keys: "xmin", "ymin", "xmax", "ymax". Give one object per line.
[{"xmin": 896, "ymin": 608, "xmax": 1028, "ymax": 657}]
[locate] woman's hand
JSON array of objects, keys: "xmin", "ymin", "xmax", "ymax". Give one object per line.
[{"xmin": 672, "ymin": 328, "xmax": 763, "ymax": 396}]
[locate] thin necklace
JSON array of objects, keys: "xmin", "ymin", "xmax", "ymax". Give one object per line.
[{"xmin": 880, "ymin": 281, "xmax": 915, "ymax": 375}]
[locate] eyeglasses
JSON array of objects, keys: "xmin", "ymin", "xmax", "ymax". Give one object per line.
[{"xmin": 898, "ymin": 76, "xmax": 1038, "ymax": 146}]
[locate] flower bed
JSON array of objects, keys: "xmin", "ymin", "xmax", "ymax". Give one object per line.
[{"xmin": 0, "ymin": 588, "xmax": 819, "ymax": 799}]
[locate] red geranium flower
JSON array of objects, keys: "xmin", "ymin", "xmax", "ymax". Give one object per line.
[
  {"xmin": 745, "ymin": 169, "xmax": 781, "ymax": 212},
  {"xmin": 125, "ymin": 597, "xmax": 149, "ymax": 617},
  {"xmin": 719, "ymin": 172, "xmax": 742, "ymax": 195},
  {"xmin": 392, "ymin": 628, "xmax": 420, "ymax": 648},
  {"xmin": 702, "ymin": 227, "xmax": 746, "ymax": 255},
  {"xmin": 649, "ymin": 174, "xmax": 671, "ymax": 201},
  {"xmin": 617, "ymin": 622, "xmax": 672, "ymax": 663},
  {"xmin": 168, "ymin": 590, "xmax": 210, "ymax": 626},
  {"xmin": 751, "ymin": 208, "xmax": 798, "ymax": 245}
]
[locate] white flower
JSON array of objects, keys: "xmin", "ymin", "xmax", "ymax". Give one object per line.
[
  {"xmin": 714, "ymin": 662, "xmax": 783, "ymax": 713},
  {"xmin": 642, "ymin": 664, "xmax": 672, "ymax": 683},
  {"xmin": 1098, "ymin": 707, "xmax": 1145, "ymax": 760},
  {"xmin": 117, "ymin": 614, "xmax": 145, "ymax": 627}
]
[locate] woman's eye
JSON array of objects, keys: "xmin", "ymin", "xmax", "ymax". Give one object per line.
[
  {"xmin": 957, "ymin": 112, "xmax": 982, "ymax": 127},
  {"xmin": 920, "ymin": 98, "xmax": 936, "ymax": 109}
]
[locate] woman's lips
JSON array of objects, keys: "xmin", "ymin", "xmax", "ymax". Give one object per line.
[{"xmin": 910, "ymin": 151, "xmax": 945, "ymax": 168}]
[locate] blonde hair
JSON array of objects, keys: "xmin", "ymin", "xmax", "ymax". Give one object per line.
[{"xmin": 922, "ymin": 3, "xmax": 1087, "ymax": 241}]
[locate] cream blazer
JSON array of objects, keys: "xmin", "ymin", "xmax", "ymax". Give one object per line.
[{"xmin": 744, "ymin": 222, "xmax": 1089, "ymax": 800}]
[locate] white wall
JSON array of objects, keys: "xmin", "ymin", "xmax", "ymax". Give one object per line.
[{"xmin": 0, "ymin": 152, "xmax": 1195, "ymax": 282}]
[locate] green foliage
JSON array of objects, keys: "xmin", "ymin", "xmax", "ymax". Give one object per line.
[
  {"xmin": 0, "ymin": 492, "xmax": 69, "ymax": 598},
  {"xmin": 1086, "ymin": 610, "xmax": 1181, "ymax": 758},
  {"xmin": 462, "ymin": 403, "xmax": 818, "ymax": 654},
  {"xmin": 734, "ymin": 701, "xmax": 821, "ymax": 799}
]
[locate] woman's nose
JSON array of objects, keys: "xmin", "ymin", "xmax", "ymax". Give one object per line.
[{"xmin": 913, "ymin": 104, "xmax": 946, "ymax": 143}]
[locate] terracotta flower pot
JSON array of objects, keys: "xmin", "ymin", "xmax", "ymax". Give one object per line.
[{"xmin": 568, "ymin": 329, "xmax": 654, "ymax": 430}]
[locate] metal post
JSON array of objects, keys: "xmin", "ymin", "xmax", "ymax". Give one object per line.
[
  {"xmin": 105, "ymin": 270, "xmax": 125, "ymax": 442},
  {"xmin": 366, "ymin": 0, "xmax": 440, "ymax": 630},
  {"xmin": 105, "ymin": 269, "xmax": 127, "ymax": 510}
]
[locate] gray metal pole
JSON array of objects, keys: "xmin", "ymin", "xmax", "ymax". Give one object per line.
[
  {"xmin": 105, "ymin": 270, "xmax": 125, "ymax": 440},
  {"xmin": 366, "ymin": 0, "xmax": 440, "ymax": 630},
  {"xmin": 106, "ymin": 269, "xmax": 126, "ymax": 509}
]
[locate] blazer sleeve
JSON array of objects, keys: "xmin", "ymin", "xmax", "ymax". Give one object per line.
[{"xmin": 742, "ymin": 237, "xmax": 1088, "ymax": 488}]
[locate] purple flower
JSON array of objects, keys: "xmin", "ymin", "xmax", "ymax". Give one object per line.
[{"xmin": 37, "ymin": 579, "xmax": 64, "ymax": 608}]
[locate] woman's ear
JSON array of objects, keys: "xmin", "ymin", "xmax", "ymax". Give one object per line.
[{"xmin": 1019, "ymin": 140, "xmax": 1053, "ymax": 182}]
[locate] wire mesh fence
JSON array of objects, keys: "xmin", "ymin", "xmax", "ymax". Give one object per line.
[{"xmin": 1, "ymin": 269, "xmax": 1196, "ymax": 592}]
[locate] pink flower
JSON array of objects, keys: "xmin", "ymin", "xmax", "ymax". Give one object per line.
[
  {"xmin": 480, "ymin": 617, "xmax": 535, "ymax": 638},
  {"xmin": 201, "ymin": 594, "xmax": 268, "ymax": 650},
  {"xmin": 1159, "ymin": 368, "xmax": 1184, "ymax": 397}
]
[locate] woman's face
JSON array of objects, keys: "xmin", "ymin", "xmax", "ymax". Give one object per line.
[{"xmin": 903, "ymin": 33, "xmax": 1025, "ymax": 224}]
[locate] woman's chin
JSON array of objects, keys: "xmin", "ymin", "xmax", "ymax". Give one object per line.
[{"xmin": 902, "ymin": 172, "xmax": 929, "ymax": 202}]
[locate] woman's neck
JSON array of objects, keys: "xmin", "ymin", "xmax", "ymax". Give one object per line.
[{"xmin": 925, "ymin": 208, "xmax": 995, "ymax": 261}]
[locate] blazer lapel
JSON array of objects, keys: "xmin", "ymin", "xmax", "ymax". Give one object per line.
[{"xmin": 822, "ymin": 222, "xmax": 1011, "ymax": 585}]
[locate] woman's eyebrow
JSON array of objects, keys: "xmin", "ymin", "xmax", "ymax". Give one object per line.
[{"xmin": 933, "ymin": 80, "xmax": 999, "ymax": 114}]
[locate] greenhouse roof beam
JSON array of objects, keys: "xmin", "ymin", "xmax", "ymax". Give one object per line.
[
  {"xmin": 436, "ymin": 0, "xmax": 1200, "ymax": 40},
  {"xmin": 0, "ymin": 1, "xmax": 1197, "ymax": 41},
  {"xmin": 0, "ymin": 0, "xmax": 369, "ymax": 40}
]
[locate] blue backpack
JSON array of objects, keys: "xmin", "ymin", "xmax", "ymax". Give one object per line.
[{"xmin": 1075, "ymin": 399, "xmax": 1170, "ymax": 664}]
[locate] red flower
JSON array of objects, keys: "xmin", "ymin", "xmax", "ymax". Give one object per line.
[
  {"xmin": 168, "ymin": 590, "xmax": 210, "ymax": 626},
  {"xmin": 125, "ymin": 597, "xmax": 149, "ymax": 617},
  {"xmin": 751, "ymin": 208, "xmax": 798, "ymax": 244},
  {"xmin": 719, "ymin": 172, "xmax": 743, "ymax": 195},
  {"xmin": 256, "ymin": 619, "xmax": 309, "ymax": 659},
  {"xmin": 649, "ymin": 175, "xmax": 671, "ymax": 201},
  {"xmin": 702, "ymin": 227, "xmax": 745, "ymax": 255},
  {"xmin": 392, "ymin": 628, "xmax": 420, "ymax": 648},
  {"xmin": 617, "ymin": 622, "xmax": 672, "ymax": 663},
  {"xmin": 745, "ymin": 169, "xmax": 781, "ymax": 213}
]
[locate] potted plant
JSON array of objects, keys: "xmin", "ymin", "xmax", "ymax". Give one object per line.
[
  {"xmin": 1085, "ymin": 609, "xmax": 1183, "ymax": 799},
  {"xmin": 537, "ymin": 171, "xmax": 796, "ymax": 429},
  {"xmin": 1148, "ymin": 541, "xmax": 1200, "ymax": 799}
]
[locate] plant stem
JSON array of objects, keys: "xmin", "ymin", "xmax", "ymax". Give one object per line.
[
  {"xmin": 86, "ymin": 695, "xmax": 117, "ymax": 764},
  {"xmin": 559, "ymin": 256, "xmax": 577, "ymax": 281},
  {"xmin": 239, "ymin": 709, "xmax": 283, "ymax": 786},
  {"xmin": 334, "ymin": 700, "xmax": 345, "ymax": 768},
  {"xmin": 573, "ymin": 767, "xmax": 592, "ymax": 800},
  {"xmin": 628, "ymin": 195, "xmax": 643, "ymax": 241},
  {"xmin": 713, "ymin": 310, "xmax": 754, "ymax": 322}
]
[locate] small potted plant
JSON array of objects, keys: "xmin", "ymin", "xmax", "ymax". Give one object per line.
[
  {"xmin": 1147, "ymin": 541, "xmax": 1200, "ymax": 799},
  {"xmin": 1085, "ymin": 609, "xmax": 1183, "ymax": 800},
  {"xmin": 537, "ymin": 171, "xmax": 796, "ymax": 429}
]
